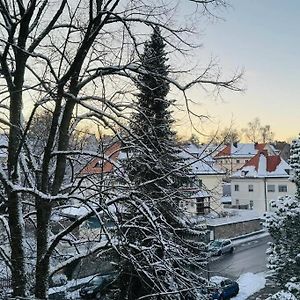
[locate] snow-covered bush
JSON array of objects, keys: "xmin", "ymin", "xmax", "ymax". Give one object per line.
[
  {"xmin": 265, "ymin": 196, "xmax": 300, "ymax": 298},
  {"xmin": 266, "ymin": 290, "xmax": 297, "ymax": 300}
]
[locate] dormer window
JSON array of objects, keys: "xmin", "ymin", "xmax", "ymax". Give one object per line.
[{"xmin": 241, "ymin": 170, "xmax": 248, "ymax": 176}]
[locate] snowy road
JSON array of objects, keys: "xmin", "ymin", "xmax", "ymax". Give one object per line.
[{"xmin": 209, "ymin": 235, "xmax": 271, "ymax": 280}]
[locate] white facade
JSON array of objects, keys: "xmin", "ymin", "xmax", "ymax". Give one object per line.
[
  {"xmin": 231, "ymin": 177, "xmax": 296, "ymax": 214},
  {"xmin": 181, "ymin": 143, "xmax": 226, "ymax": 215},
  {"xmin": 231, "ymin": 151, "xmax": 296, "ymax": 214}
]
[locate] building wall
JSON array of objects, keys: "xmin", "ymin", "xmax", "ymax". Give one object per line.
[
  {"xmin": 231, "ymin": 177, "xmax": 296, "ymax": 214},
  {"xmin": 199, "ymin": 174, "xmax": 223, "ymax": 200},
  {"xmin": 208, "ymin": 219, "xmax": 262, "ymax": 240},
  {"xmin": 198, "ymin": 174, "xmax": 224, "ymax": 213},
  {"xmin": 215, "ymin": 157, "xmax": 252, "ymax": 174}
]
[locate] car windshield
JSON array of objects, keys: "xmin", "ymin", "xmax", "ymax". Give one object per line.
[{"xmin": 210, "ymin": 240, "xmax": 222, "ymax": 247}]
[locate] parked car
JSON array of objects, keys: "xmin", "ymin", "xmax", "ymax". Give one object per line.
[
  {"xmin": 208, "ymin": 239, "xmax": 234, "ymax": 256},
  {"xmin": 211, "ymin": 279, "xmax": 239, "ymax": 300},
  {"xmin": 79, "ymin": 273, "xmax": 116, "ymax": 299}
]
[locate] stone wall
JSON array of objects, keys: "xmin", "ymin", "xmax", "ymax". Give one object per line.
[{"xmin": 208, "ymin": 219, "xmax": 262, "ymax": 240}]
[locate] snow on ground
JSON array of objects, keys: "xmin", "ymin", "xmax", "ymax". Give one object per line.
[
  {"xmin": 210, "ymin": 272, "xmax": 266, "ymax": 300},
  {"xmin": 54, "ymin": 271, "xmax": 266, "ymax": 299},
  {"xmin": 231, "ymin": 230, "xmax": 269, "ymax": 247},
  {"xmin": 233, "ymin": 272, "xmax": 266, "ymax": 300}
]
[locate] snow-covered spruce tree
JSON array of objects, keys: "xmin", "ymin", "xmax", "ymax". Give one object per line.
[
  {"xmin": 265, "ymin": 196, "xmax": 300, "ymax": 298},
  {"xmin": 290, "ymin": 134, "xmax": 300, "ymax": 198},
  {"xmin": 113, "ymin": 27, "xmax": 208, "ymax": 300}
]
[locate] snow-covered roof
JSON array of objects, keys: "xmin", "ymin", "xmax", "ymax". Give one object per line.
[
  {"xmin": 215, "ymin": 143, "xmax": 268, "ymax": 158},
  {"xmin": 206, "ymin": 209, "xmax": 260, "ymax": 226},
  {"xmin": 181, "ymin": 143, "xmax": 225, "ymax": 175},
  {"xmin": 80, "ymin": 142, "xmax": 226, "ymax": 177},
  {"xmin": 192, "ymin": 190, "xmax": 211, "ymax": 198},
  {"xmin": 231, "ymin": 151, "xmax": 291, "ymax": 178},
  {"xmin": 182, "ymin": 142, "xmax": 225, "ymax": 157},
  {"xmin": 189, "ymin": 159, "xmax": 225, "ymax": 175}
]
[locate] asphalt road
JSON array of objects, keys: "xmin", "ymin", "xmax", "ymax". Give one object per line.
[{"xmin": 209, "ymin": 235, "xmax": 272, "ymax": 280}]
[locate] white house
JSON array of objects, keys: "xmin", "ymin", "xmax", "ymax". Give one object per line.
[
  {"xmin": 181, "ymin": 143, "xmax": 226, "ymax": 215},
  {"xmin": 214, "ymin": 143, "xmax": 278, "ymax": 175},
  {"xmin": 230, "ymin": 150, "xmax": 296, "ymax": 214}
]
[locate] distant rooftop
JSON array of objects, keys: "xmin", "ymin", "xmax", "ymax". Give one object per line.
[
  {"xmin": 215, "ymin": 143, "xmax": 268, "ymax": 158},
  {"xmin": 181, "ymin": 143, "xmax": 226, "ymax": 175}
]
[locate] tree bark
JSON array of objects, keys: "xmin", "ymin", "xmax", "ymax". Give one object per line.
[
  {"xmin": 7, "ymin": 189, "xmax": 26, "ymax": 296},
  {"xmin": 35, "ymin": 199, "xmax": 52, "ymax": 299},
  {"xmin": 7, "ymin": 89, "xmax": 27, "ymax": 296}
]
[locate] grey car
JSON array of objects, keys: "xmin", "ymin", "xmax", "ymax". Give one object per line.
[{"xmin": 208, "ymin": 239, "xmax": 234, "ymax": 256}]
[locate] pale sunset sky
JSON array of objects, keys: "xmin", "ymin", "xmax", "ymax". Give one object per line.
[{"xmin": 175, "ymin": 0, "xmax": 300, "ymax": 142}]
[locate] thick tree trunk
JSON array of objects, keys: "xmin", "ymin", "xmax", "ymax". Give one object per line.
[
  {"xmin": 7, "ymin": 88, "xmax": 27, "ymax": 296},
  {"xmin": 7, "ymin": 190, "xmax": 27, "ymax": 297},
  {"xmin": 34, "ymin": 96, "xmax": 74, "ymax": 298},
  {"xmin": 35, "ymin": 199, "xmax": 52, "ymax": 299}
]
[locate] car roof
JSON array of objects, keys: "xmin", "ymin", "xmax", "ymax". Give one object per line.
[{"xmin": 214, "ymin": 239, "xmax": 232, "ymax": 242}]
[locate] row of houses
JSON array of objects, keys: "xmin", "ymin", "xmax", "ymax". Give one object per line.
[
  {"xmin": 77, "ymin": 140, "xmax": 295, "ymax": 217},
  {"xmin": 0, "ymin": 131, "xmax": 295, "ymax": 217}
]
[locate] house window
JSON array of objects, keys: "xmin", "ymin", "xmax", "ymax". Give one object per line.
[
  {"xmin": 196, "ymin": 198, "xmax": 205, "ymax": 215},
  {"xmin": 234, "ymin": 184, "xmax": 239, "ymax": 192},
  {"xmin": 249, "ymin": 200, "xmax": 254, "ymax": 209},
  {"xmin": 236, "ymin": 159, "xmax": 240, "ymax": 163},
  {"xmin": 267, "ymin": 185, "xmax": 275, "ymax": 192},
  {"xmin": 236, "ymin": 199, "xmax": 240, "ymax": 206},
  {"xmin": 278, "ymin": 185, "xmax": 288, "ymax": 193},
  {"xmin": 248, "ymin": 184, "xmax": 254, "ymax": 192}
]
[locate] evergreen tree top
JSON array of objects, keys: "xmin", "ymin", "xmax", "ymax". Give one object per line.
[{"xmin": 137, "ymin": 26, "xmax": 170, "ymax": 100}]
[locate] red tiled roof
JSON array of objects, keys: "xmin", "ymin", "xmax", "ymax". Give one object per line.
[
  {"xmin": 215, "ymin": 143, "xmax": 267, "ymax": 158},
  {"xmin": 243, "ymin": 152, "xmax": 261, "ymax": 171},
  {"xmin": 242, "ymin": 151, "xmax": 282, "ymax": 172},
  {"xmin": 80, "ymin": 142, "xmax": 121, "ymax": 175},
  {"xmin": 266, "ymin": 155, "xmax": 281, "ymax": 172},
  {"xmin": 215, "ymin": 145, "xmax": 231, "ymax": 157}
]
